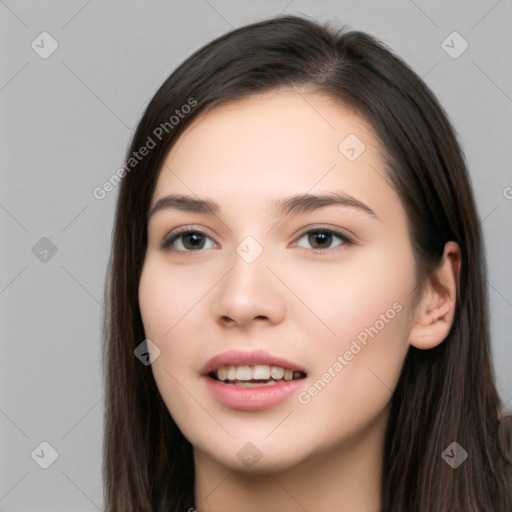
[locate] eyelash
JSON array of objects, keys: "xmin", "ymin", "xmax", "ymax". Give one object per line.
[{"xmin": 160, "ymin": 226, "xmax": 355, "ymax": 255}]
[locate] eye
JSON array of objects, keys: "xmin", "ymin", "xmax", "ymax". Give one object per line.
[
  {"xmin": 161, "ymin": 226, "xmax": 354, "ymax": 254},
  {"xmin": 295, "ymin": 228, "xmax": 353, "ymax": 252},
  {"xmin": 161, "ymin": 229, "xmax": 217, "ymax": 252}
]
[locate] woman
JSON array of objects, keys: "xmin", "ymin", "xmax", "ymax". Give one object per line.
[{"xmin": 102, "ymin": 15, "xmax": 512, "ymax": 511}]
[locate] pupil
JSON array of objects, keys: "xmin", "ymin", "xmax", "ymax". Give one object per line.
[
  {"xmin": 309, "ymin": 231, "xmax": 331, "ymax": 248},
  {"xmin": 184, "ymin": 232, "xmax": 204, "ymax": 250},
  {"xmin": 182, "ymin": 232, "xmax": 333, "ymax": 250}
]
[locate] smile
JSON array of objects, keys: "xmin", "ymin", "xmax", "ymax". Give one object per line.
[
  {"xmin": 212, "ymin": 364, "xmax": 306, "ymax": 385},
  {"xmin": 201, "ymin": 349, "xmax": 308, "ymax": 410}
]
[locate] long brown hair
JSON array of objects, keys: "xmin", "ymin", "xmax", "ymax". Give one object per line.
[{"xmin": 102, "ymin": 15, "xmax": 512, "ymax": 511}]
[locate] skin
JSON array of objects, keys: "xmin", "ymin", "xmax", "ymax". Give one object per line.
[{"xmin": 138, "ymin": 90, "xmax": 460, "ymax": 512}]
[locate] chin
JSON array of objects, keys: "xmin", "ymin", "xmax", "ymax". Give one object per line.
[{"xmin": 192, "ymin": 433, "xmax": 314, "ymax": 475}]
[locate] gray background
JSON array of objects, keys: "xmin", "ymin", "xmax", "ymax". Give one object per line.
[{"xmin": 0, "ymin": 0, "xmax": 510, "ymax": 510}]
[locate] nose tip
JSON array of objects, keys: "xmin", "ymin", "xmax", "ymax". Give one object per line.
[{"xmin": 211, "ymin": 251, "xmax": 286, "ymax": 329}]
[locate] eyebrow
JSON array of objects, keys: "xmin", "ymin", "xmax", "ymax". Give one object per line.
[{"xmin": 148, "ymin": 191, "xmax": 379, "ymax": 220}]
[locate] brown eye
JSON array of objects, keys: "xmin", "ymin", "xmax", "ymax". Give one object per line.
[
  {"xmin": 308, "ymin": 231, "xmax": 333, "ymax": 249},
  {"xmin": 162, "ymin": 230, "xmax": 216, "ymax": 252},
  {"xmin": 296, "ymin": 229, "xmax": 353, "ymax": 251},
  {"xmin": 181, "ymin": 232, "xmax": 207, "ymax": 250}
]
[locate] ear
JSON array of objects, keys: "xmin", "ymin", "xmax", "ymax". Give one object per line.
[{"xmin": 409, "ymin": 241, "xmax": 460, "ymax": 350}]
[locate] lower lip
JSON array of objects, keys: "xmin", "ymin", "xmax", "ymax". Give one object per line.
[{"xmin": 204, "ymin": 376, "xmax": 306, "ymax": 411}]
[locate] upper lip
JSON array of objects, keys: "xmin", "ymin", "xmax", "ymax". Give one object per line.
[{"xmin": 201, "ymin": 349, "xmax": 307, "ymax": 376}]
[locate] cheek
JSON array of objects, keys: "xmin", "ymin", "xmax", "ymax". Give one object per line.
[
  {"xmin": 138, "ymin": 259, "xmax": 208, "ymax": 342},
  {"xmin": 290, "ymin": 245, "xmax": 414, "ymax": 409},
  {"xmin": 285, "ymin": 244, "xmax": 415, "ymax": 343},
  {"xmin": 138, "ymin": 261, "xmax": 203, "ymax": 423},
  {"xmin": 138, "ymin": 261, "xmax": 198, "ymax": 381}
]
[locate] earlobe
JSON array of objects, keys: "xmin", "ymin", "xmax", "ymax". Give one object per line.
[{"xmin": 409, "ymin": 241, "xmax": 460, "ymax": 350}]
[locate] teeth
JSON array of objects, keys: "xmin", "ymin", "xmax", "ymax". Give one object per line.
[
  {"xmin": 270, "ymin": 366, "xmax": 284, "ymax": 379},
  {"xmin": 214, "ymin": 364, "xmax": 303, "ymax": 382},
  {"xmin": 217, "ymin": 366, "xmax": 228, "ymax": 381},
  {"xmin": 235, "ymin": 365, "xmax": 253, "ymax": 381},
  {"xmin": 235, "ymin": 380, "xmax": 278, "ymax": 387},
  {"xmin": 227, "ymin": 366, "xmax": 237, "ymax": 380},
  {"xmin": 253, "ymin": 365, "xmax": 270, "ymax": 380}
]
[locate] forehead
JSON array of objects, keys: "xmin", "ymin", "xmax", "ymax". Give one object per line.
[
  {"xmin": 168, "ymin": 90, "xmax": 378, "ymax": 164},
  {"xmin": 151, "ymin": 90, "xmax": 400, "ymax": 222}
]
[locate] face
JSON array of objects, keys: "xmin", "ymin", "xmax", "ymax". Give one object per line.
[{"xmin": 138, "ymin": 90, "xmax": 418, "ymax": 473}]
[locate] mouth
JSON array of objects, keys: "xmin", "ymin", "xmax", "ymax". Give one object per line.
[
  {"xmin": 209, "ymin": 364, "xmax": 307, "ymax": 387},
  {"xmin": 201, "ymin": 349, "xmax": 308, "ymax": 410}
]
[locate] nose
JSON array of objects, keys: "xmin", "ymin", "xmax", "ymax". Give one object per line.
[{"xmin": 211, "ymin": 248, "xmax": 287, "ymax": 329}]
